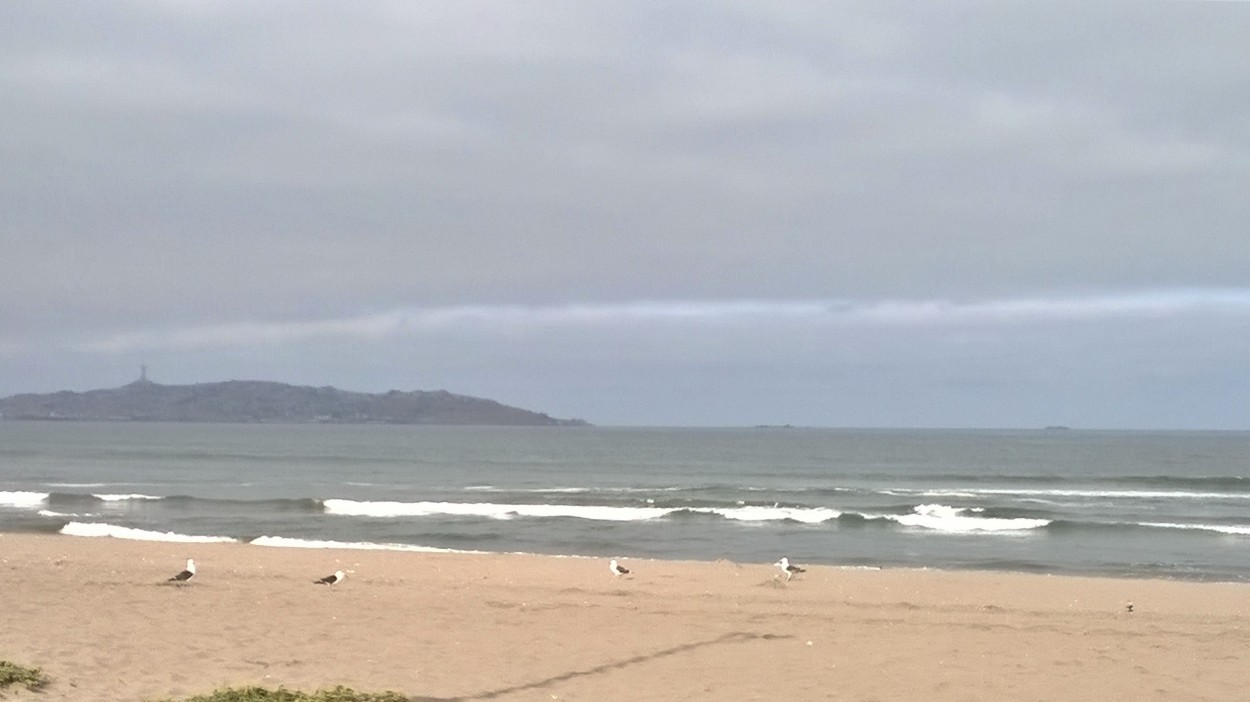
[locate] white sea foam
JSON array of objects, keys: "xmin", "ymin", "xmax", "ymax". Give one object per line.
[
  {"xmin": 895, "ymin": 489, "xmax": 977, "ymax": 498},
  {"xmin": 250, "ymin": 535, "xmax": 476, "ymax": 553},
  {"xmin": 1142, "ymin": 522, "xmax": 1250, "ymax": 536},
  {"xmin": 701, "ymin": 506, "xmax": 841, "ymax": 524},
  {"xmin": 917, "ymin": 487, "xmax": 1250, "ymax": 501},
  {"xmin": 323, "ymin": 499, "xmax": 672, "ymax": 521},
  {"xmin": 886, "ymin": 504, "xmax": 1050, "ymax": 533},
  {"xmin": 38, "ymin": 510, "xmax": 82, "ymax": 518},
  {"xmin": 0, "ymin": 491, "xmax": 49, "ymax": 507},
  {"xmin": 60, "ymin": 521, "xmax": 237, "ymax": 543},
  {"xmin": 94, "ymin": 493, "xmax": 165, "ymax": 502},
  {"xmin": 322, "ymin": 499, "xmax": 839, "ymax": 523},
  {"xmin": 46, "ymin": 483, "xmax": 109, "ymax": 488},
  {"xmin": 509, "ymin": 487, "xmax": 593, "ymax": 494},
  {"xmin": 463, "ymin": 485, "xmax": 686, "ymax": 494}
]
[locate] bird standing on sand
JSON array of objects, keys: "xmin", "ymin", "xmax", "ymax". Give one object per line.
[
  {"xmin": 315, "ymin": 570, "xmax": 346, "ymax": 585},
  {"xmin": 609, "ymin": 559, "xmax": 630, "ymax": 577},
  {"xmin": 168, "ymin": 558, "xmax": 196, "ymax": 583},
  {"xmin": 775, "ymin": 557, "xmax": 805, "ymax": 581}
]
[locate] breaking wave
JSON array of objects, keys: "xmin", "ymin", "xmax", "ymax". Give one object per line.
[
  {"xmin": 249, "ymin": 535, "xmax": 475, "ymax": 553},
  {"xmin": 321, "ymin": 498, "xmax": 840, "ymax": 524},
  {"xmin": 323, "ymin": 499, "xmax": 672, "ymax": 521},
  {"xmin": 911, "ymin": 487, "xmax": 1250, "ymax": 501},
  {"xmin": 1142, "ymin": 522, "xmax": 1250, "ymax": 536},
  {"xmin": 874, "ymin": 504, "xmax": 1051, "ymax": 533},
  {"xmin": 682, "ymin": 505, "xmax": 841, "ymax": 524},
  {"xmin": 59, "ymin": 521, "xmax": 237, "ymax": 543},
  {"xmin": 0, "ymin": 491, "xmax": 49, "ymax": 507},
  {"xmin": 38, "ymin": 509, "xmax": 86, "ymax": 519}
]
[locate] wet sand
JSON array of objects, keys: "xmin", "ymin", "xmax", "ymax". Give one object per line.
[{"xmin": 1, "ymin": 534, "xmax": 1247, "ymax": 701}]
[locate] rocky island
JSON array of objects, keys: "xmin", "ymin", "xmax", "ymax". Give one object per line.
[{"xmin": 0, "ymin": 374, "xmax": 588, "ymax": 426}]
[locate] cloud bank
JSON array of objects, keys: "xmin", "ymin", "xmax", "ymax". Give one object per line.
[{"xmin": 1, "ymin": 2, "xmax": 1247, "ymax": 428}]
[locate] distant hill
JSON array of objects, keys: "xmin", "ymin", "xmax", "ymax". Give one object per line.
[{"xmin": 0, "ymin": 378, "xmax": 589, "ymax": 426}]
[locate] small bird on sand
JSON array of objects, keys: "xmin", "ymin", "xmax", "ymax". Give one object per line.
[
  {"xmin": 168, "ymin": 558, "xmax": 196, "ymax": 583},
  {"xmin": 609, "ymin": 559, "xmax": 630, "ymax": 577},
  {"xmin": 1125, "ymin": 602, "xmax": 1134, "ymax": 613},
  {"xmin": 775, "ymin": 557, "xmax": 805, "ymax": 581},
  {"xmin": 314, "ymin": 570, "xmax": 346, "ymax": 585}
]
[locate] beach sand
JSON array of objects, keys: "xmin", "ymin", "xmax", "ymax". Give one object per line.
[{"xmin": 1, "ymin": 534, "xmax": 1247, "ymax": 701}]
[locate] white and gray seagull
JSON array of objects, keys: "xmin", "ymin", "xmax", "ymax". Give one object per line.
[
  {"xmin": 167, "ymin": 558, "xmax": 196, "ymax": 583},
  {"xmin": 609, "ymin": 559, "xmax": 631, "ymax": 577},
  {"xmin": 314, "ymin": 570, "xmax": 346, "ymax": 586},
  {"xmin": 775, "ymin": 557, "xmax": 805, "ymax": 581}
]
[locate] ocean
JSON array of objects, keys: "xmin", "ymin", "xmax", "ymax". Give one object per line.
[{"xmin": 2, "ymin": 422, "xmax": 1248, "ymax": 581}]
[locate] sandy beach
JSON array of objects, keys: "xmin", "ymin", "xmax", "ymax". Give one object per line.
[{"xmin": 1, "ymin": 534, "xmax": 1247, "ymax": 701}]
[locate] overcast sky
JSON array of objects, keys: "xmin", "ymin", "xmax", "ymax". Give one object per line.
[{"xmin": 2, "ymin": 1, "xmax": 1248, "ymax": 428}]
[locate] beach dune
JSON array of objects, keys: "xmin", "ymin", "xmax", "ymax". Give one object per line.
[{"xmin": 1, "ymin": 534, "xmax": 1247, "ymax": 701}]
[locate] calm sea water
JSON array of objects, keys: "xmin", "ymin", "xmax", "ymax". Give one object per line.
[{"xmin": 2, "ymin": 422, "xmax": 1248, "ymax": 581}]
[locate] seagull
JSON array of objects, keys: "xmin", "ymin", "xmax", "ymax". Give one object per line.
[
  {"xmin": 168, "ymin": 558, "xmax": 196, "ymax": 583},
  {"xmin": 314, "ymin": 570, "xmax": 346, "ymax": 585},
  {"xmin": 609, "ymin": 559, "xmax": 630, "ymax": 577},
  {"xmin": 775, "ymin": 557, "xmax": 805, "ymax": 581},
  {"xmin": 1125, "ymin": 602, "xmax": 1134, "ymax": 613}
]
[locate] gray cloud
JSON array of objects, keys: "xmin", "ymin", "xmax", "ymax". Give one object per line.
[
  {"xmin": 2, "ymin": 1, "xmax": 1248, "ymax": 427},
  {"xmin": 64, "ymin": 290, "xmax": 1250, "ymax": 354}
]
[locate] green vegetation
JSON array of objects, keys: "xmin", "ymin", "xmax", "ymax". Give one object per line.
[
  {"xmin": 1, "ymin": 662, "xmax": 410, "ymax": 701},
  {"xmin": 0, "ymin": 660, "xmax": 49, "ymax": 692},
  {"xmin": 156, "ymin": 685, "xmax": 409, "ymax": 702}
]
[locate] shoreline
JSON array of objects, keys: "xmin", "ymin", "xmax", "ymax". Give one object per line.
[
  {"xmin": 3, "ymin": 533, "xmax": 1249, "ymax": 701},
  {"xmin": 7, "ymin": 526, "xmax": 1250, "ymax": 584},
  {"xmin": 6, "ymin": 425, "xmax": 1248, "ymax": 586}
]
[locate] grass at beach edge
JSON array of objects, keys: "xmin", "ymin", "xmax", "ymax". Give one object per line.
[
  {"xmin": 152, "ymin": 685, "xmax": 411, "ymax": 701},
  {"xmin": 3, "ymin": 659, "xmax": 413, "ymax": 701},
  {"xmin": 0, "ymin": 660, "xmax": 49, "ymax": 692}
]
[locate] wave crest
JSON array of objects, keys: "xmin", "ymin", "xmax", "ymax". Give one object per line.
[
  {"xmin": 322, "ymin": 498, "xmax": 840, "ymax": 524},
  {"xmin": 249, "ymin": 535, "xmax": 474, "ymax": 552},
  {"xmin": 883, "ymin": 504, "xmax": 1050, "ymax": 533},
  {"xmin": 0, "ymin": 491, "xmax": 49, "ymax": 507},
  {"xmin": 60, "ymin": 521, "xmax": 237, "ymax": 543},
  {"xmin": 322, "ymin": 499, "xmax": 671, "ymax": 521},
  {"xmin": 1142, "ymin": 522, "xmax": 1250, "ymax": 536},
  {"xmin": 694, "ymin": 505, "xmax": 840, "ymax": 524}
]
